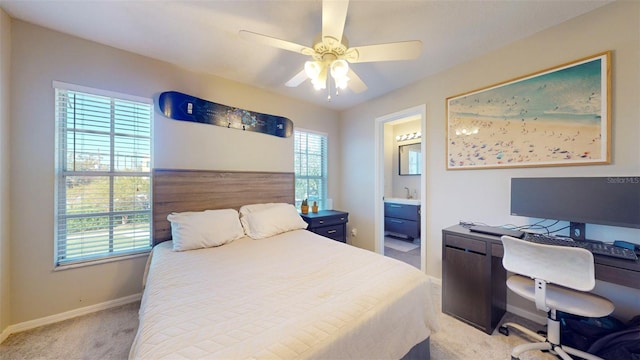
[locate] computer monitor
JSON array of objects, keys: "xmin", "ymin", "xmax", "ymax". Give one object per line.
[{"xmin": 510, "ymin": 177, "xmax": 640, "ymax": 240}]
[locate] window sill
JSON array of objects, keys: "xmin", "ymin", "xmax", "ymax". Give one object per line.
[{"xmin": 53, "ymin": 249, "xmax": 151, "ymax": 271}]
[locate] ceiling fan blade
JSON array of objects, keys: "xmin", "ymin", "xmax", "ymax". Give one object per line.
[
  {"xmin": 239, "ymin": 30, "xmax": 313, "ymax": 55},
  {"xmin": 347, "ymin": 40, "xmax": 422, "ymax": 63},
  {"xmin": 347, "ymin": 68, "xmax": 367, "ymax": 93},
  {"xmin": 285, "ymin": 69, "xmax": 308, "ymax": 87},
  {"xmin": 322, "ymin": 0, "xmax": 349, "ymax": 43}
]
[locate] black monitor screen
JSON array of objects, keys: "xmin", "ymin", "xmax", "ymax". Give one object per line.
[{"xmin": 511, "ymin": 177, "xmax": 640, "ymax": 229}]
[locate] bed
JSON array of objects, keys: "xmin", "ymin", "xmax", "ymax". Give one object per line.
[{"xmin": 129, "ymin": 169, "xmax": 438, "ymax": 359}]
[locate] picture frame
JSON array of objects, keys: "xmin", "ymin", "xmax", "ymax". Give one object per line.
[{"xmin": 446, "ymin": 51, "xmax": 611, "ymax": 170}]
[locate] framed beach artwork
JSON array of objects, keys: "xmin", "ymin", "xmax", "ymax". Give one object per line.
[{"xmin": 446, "ymin": 51, "xmax": 611, "ymax": 170}]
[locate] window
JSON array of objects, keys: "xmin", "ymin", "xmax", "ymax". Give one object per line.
[
  {"xmin": 54, "ymin": 82, "xmax": 152, "ymax": 267},
  {"xmin": 294, "ymin": 129, "xmax": 328, "ymax": 209},
  {"xmin": 408, "ymin": 148, "xmax": 422, "ymax": 175}
]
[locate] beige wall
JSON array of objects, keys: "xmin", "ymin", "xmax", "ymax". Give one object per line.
[
  {"xmin": 0, "ymin": 7, "xmax": 11, "ymax": 335},
  {"xmin": 340, "ymin": 1, "xmax": 640, "ymax": 319},
  {"xmin": 8, "ymin": 20, "xmax": 340, "ymax": 324}
]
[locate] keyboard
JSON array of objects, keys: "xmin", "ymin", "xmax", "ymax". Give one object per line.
[
  {"xmin": 523, "ymin": 233, "xmax": 638, "ymax": 261},
  {"xmin": 469, "ymin": 225, "xmax": 524, "ymax": 238}
]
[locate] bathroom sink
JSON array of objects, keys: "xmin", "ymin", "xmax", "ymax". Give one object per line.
[{"xmin": 384, "ymin": 198, "xmax": 420, "ymax": 205}]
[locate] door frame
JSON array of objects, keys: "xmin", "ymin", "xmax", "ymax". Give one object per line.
[{"xmin": 374, "ymin": 104, "xmax": 427, "ymax": 272}]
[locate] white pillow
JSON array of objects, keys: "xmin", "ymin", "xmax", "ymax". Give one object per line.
[
  {"xmin": 167, "ymin": 209, "xmax": 245, "ymax": 251},
  {"xmin": 239, "ymin": 202, "xmax": 289, "ymax": 217},
  {"xmin": 240, "ymin": 203, "xmax": 308, "ymax": 239}
]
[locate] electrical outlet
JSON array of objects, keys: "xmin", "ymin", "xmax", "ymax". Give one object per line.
[{"xmin": 351, "ymin": 228, "xmax": 357, "ymax": 237}]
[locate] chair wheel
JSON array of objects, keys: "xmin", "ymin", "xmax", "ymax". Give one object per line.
[{"xmin": 499, "ymin": 326, "xmax": 509, "ymax": 336}]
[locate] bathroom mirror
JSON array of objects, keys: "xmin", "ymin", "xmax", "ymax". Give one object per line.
[{"xmin": 399, "ymin": 143, "xmax": 422, "ymax": 175}]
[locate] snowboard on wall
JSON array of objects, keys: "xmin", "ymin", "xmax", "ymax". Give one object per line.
[{"xmin": 158, "ymin": 91, "xmax": 293, "ymax": 138}]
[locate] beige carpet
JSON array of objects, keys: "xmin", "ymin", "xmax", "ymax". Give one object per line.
[
  {"xmin": 0, "ymin": 302, "xmax": 139, "ymax": 360},
  {"xmin": 0, "ymin": 284, "xmax": 557, "ymax": 359},
  {"xmin": 429, "ymin": 284, "xmax": 556, "ymax": 360}
]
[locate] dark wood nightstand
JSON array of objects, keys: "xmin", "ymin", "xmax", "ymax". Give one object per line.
[{"xmin": 300, "ymin": 210, "xmax": 349, "ymax": 243}]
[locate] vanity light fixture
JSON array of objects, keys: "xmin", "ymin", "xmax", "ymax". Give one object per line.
[{"xmin": 396, "ymin": 131, "xmax": 422, "ymax": 142}]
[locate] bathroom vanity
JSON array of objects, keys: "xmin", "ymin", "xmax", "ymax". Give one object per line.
[{"xmin": 384, "ymin": 199, "xmax": 420, "ymax": 240}]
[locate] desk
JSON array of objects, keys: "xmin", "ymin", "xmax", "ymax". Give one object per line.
[{"xmin": 442, "ymin": 225, "xmax": 640, "ymax": 334}]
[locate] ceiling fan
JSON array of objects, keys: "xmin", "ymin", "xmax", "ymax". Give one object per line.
[{"xmin": 239, "ymin": 0, "xmax": 422, "ymax": 99}]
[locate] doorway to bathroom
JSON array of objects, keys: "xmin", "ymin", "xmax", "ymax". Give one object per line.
[{"xmin": 374, "ymin": 105, "xmax": 426, "ymax": 271}]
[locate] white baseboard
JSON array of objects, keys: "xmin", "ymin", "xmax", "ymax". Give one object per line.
[
  {"xmin": 0, "ymin": 324, "xmax": 9, "ymax": 344},
  {"xmin": 427, "ymin": 275, "xmax": 442, "ymax": 287},
  {"xmin": 0, "ymin": 293, "xmax": 141, "ymax": 344}
]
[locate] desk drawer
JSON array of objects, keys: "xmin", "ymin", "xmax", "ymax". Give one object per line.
[{"xmin": 444, "ymin": 234, "xmax": 486, "ymax": 255}]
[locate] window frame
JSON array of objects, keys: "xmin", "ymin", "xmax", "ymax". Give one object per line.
[
  {"xmin": 293, "ymin": 128, "xmax": 328, "ymax": 210},
  {"xmin": 53, "ymin": 81, "xmax": 153, "ymax": 269}
]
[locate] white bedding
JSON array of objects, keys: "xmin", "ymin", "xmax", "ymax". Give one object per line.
[{"xmin": 130, "ymin": 230, "xmax": 438, "ymax": 359}]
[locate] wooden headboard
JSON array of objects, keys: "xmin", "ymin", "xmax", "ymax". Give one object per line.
[{"xmin": 152, "ymin": 169, "xmax": 295, "ymax": 245}]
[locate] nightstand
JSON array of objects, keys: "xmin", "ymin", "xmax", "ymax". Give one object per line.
[{"xmin": 300, "ymin": 210, "xmax": 349, "ymax": 243}]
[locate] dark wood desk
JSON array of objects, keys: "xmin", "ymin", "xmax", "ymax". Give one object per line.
[{"xmin": 442, "ymin": 225, "xmax": 640, "ymax": 334}]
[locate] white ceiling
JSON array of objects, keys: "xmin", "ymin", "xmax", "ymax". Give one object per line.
[{"xmin": 1, "ymin": 0, "xmax": 611, "ymax": 110}]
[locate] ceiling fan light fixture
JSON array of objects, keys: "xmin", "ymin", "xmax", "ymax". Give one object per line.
[
  {"xmin": 241, "ymin": 0, "xmax": 422, "ymax": 98},
  {"xmin": 307, "ymin": 60, "xmax": 344, "ymax": 91},
  {"xmin": 304, "ymin": 61, "xmax": 321, "ymax": 79},
  {"xmin": 335, "ymin": 76, "xmax": 349, "ymax": 90},
  {"xmin": 335, "ymin": 80, "xmax": 349, "ymax": 90},
  {"xmin": 330, "ymin": 59, "xmax": 349, "ymax": 77},
  {"xmin": 329, "ymin": 59, "xmax": 350, "ymax": 90},
  {"xmin": 312, "ymin": 78, "xmax": 326, "ymax": 90},
  {"xmin": 311, "ymin": 64, "xmax": 328, "ymax": 90}
]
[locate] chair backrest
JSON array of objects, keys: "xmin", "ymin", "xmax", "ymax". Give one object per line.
[{"xmin": 500, "ymin": 235, "xmax": 596, "ymax": 291}]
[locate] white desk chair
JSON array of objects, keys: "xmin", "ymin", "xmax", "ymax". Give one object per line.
[{"xmin": 499, "ymin": 235, "xmax": 614, "ymax": 360}]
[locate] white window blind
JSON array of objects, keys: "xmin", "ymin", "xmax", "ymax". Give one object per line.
[
  {"xmin": 294, "ymin": 130, "xmax": 328, "ymax": 209},
  {"xmin": 54, "ymin": 82, "xmax": 153, "ymax": 267}
]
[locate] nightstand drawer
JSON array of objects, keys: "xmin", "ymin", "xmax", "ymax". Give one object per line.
[
  {"xmin": 303, "ymin": 212, "xmax": 348, "ymax": 228},
  {"xmin": 310, "ymin": 224, "xmax": 345, "ymax": 242}
]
